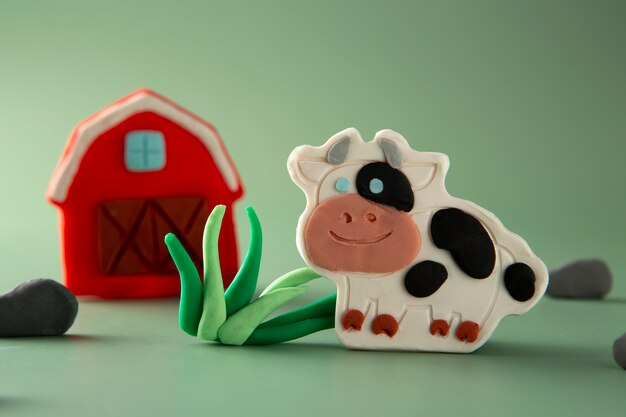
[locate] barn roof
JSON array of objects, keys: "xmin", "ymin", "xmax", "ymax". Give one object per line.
[{"xmin": 46, "ymin": 89, "xmax": 243, "ymax": 204}]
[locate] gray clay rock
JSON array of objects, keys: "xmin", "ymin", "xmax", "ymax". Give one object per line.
[
  {"xmin": 0, "ymin": 279, "xmax": 78, "ymax": 337},
  {"xmin": 547, "ymin": 259, "xmax": 611, "ymax": 299},
  {"xmin": 614, "ymin": 333, "xmax": 626, "ymax": 370}
]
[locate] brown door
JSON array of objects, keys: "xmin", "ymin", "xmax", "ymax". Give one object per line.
[{"xmin": 97, "ymin": 197, "xmax": 207, "ymax": 275}]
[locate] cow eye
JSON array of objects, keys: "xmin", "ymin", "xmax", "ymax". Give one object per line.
[
  {"xmin": 356, "ymin": 162, "xmax": 414, "ymax": 212},
  {"xmin": 335, "ymin": 177, "xmax": 350, "ymax": 193},
  {"xmin": 369, "ymin": 178, "xmax": 384, "ymax": 194}
]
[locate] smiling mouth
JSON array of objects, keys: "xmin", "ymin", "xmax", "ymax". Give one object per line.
[{"xmin": 329, "ymin": 230, "xmax": 393, "ymax": 245}]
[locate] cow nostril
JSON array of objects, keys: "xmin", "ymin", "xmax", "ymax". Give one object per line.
[
  {"xmin": 341, "ymin": 212, "xmax": 353, "ymax": 223},
  {"xmin": 365, "ymin": 213, "xmax": 377, "ymax": 223}
]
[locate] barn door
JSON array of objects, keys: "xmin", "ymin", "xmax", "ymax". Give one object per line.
[{"xmin": 97, "ymin": 197, "xmax": 207, "ymax": 275}]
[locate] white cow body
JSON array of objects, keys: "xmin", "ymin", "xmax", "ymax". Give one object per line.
[{"xmin": 288, "ymin": 128, "xmax": 548, "ymax": 352}]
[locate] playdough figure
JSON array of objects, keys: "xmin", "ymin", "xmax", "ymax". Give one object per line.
[{"xmin": 288, "ymin": 128, "xmax": 548, "ymax": 352}]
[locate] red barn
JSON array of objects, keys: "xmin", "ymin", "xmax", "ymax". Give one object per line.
[{"xmin": 46, "ymin": 89, "xmax": 244, "ymax": 298}]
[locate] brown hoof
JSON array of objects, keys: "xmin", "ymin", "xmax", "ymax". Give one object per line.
[
  {"xmin": 456, "ymin": 321, "xmax": 480, "ymax": 343},
  {"xmin": 371, "ymin": 314, "xmax": 399, "ymax": 337},
  {"xmin": 430, "ymin": 319, "xmax": 450, "ymax": 336},
  {"xmin": 341, "ymin": 309, "xmax": 365, "ymax": 331}
]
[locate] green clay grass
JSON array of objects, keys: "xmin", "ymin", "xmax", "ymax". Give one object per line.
[
  {"xmin": 165, "ymin": 205, "xmax": 336, "ymax": 346},
  {"xmin": 218, "ymin": 287, "xmax": 308, "ymax": 345},
  {"xmin": 164, "ymin": 233, "xmax": 203, "ymax": 336},
  {"xmin": 245, "ymin": 316, "xmax": 336, "ymax": 345},
  {"xmin": 260, "ymin": 267, "xmax": 322, "ymax": 296},
  {"xmin": 224, "ymin": 207, "xmax": 262, "ymax": 316},
  {"xmin": 258, "ymin": 293, "xmax": 336, "ymax": 328},
  {"xmin": 197, "ymin": 205, "xmax": 227, "ymax": 341}
]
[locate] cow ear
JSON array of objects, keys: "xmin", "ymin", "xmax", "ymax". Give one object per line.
[
  {"xmin": 402, "ymin": 164, "xmax": 437, "ymax": 191},
  {"xmin": 297, "ymin": 159, "xmax": 332, "ymax": 183}
]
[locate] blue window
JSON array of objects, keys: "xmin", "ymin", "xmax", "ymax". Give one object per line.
[{"xmin": 125, "ymin": 131, "xmax": 166, "ymax": 172}]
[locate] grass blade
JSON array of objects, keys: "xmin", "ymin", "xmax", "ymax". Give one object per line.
[
  {"xmin": 259, "ymin": 267, "xmax": 321, "ymax": 296},
  {"xmin": 197, "ymin": 205, "xmax": 227, "ymax": 341},
  {"xmin": 245, "ymin": 316, "xmax": 335, "ymax": 345},
  {"xmin": 257, "ymin": 293, "xmax": 336, "ymax": 328},
  {"xmin": 224, "ymin": 206, "xmax": 262, "ymax": 316},
  {"xmin": 164, "ymin": 233, "xmax": 204, "ymax": 336},
  {"xmin": 217, "ymin": 287, "xmax": 307, "ymax": 345}
]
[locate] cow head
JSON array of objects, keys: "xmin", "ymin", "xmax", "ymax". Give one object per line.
[{"xmin": 288, "ymin": 128, "xmax": 450, "ymax": 276}]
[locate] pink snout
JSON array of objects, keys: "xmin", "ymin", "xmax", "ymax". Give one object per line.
[{"xmin": 303, "ymin": 194, "xmax": 420, "ymax": 274}]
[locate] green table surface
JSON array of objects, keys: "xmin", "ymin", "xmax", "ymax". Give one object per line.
[
  {"xmin": 1, "ymin": 0, "xmax": 626, "ymax": 416},
  {"xmin": 1, "ymin": 294, "xmax": 625, "ymax": 417}
]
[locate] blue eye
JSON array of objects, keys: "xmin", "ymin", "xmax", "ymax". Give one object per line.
[
  {"xmin": 369, "ymin": 178, "xmax": 384, "ymax": 194},
  {"xmin": 335, "ymin": 177, "xmax": 350, "ymax": 193}
]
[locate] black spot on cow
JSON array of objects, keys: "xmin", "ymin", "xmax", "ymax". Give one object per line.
[
  {"xmin": 356, "ymin": 162, "xmax": 414, "ymax": 212},
  {"xmin": 430, "ymin": 208, "xmax": 495, "ymax": 279},
  {"xmin": 504, "ymin": 263, "xmax": 536, "ymax": 301},
  {"xmin": 404, "ymin": 261, "xmax": 448, "ymax": 298}
]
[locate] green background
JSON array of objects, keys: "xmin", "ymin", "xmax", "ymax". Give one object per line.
[{"xmin": 0, "ymin": 1, "xmax": 625, "ymax": 416}]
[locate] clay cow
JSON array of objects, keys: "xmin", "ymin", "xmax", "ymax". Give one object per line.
[{"xmin": 288, "ymin": 128, "xmax": 548, "ymax": 352}]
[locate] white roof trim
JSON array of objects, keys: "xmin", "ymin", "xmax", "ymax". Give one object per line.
[{"xmin": 47, "ymin": 92, "xmax": 241, "ymax": 203}]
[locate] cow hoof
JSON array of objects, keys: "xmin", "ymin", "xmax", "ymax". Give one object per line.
[
  {"xmin": 341, "ymin": 309, "xmax": 365, "ymax": 331},
  {"xmin": 456, "ymin": 321, "xmax": 480, "ymax": 343},
  {"xmin": 371, "ymin": 314, "xmax": 399, "ymax": 337},
  {"xmin": 430, "ymin": 319, "xmax": 450, "ymax": 336}
]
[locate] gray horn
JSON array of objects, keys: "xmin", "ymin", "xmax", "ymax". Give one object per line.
[
  {"xmin": 379, "ymin": 138, "xmax": 403, "ymax": 169},
  {"xmin": 327, "ymin": 136, "xmax": 351, "ymax": 165}
]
